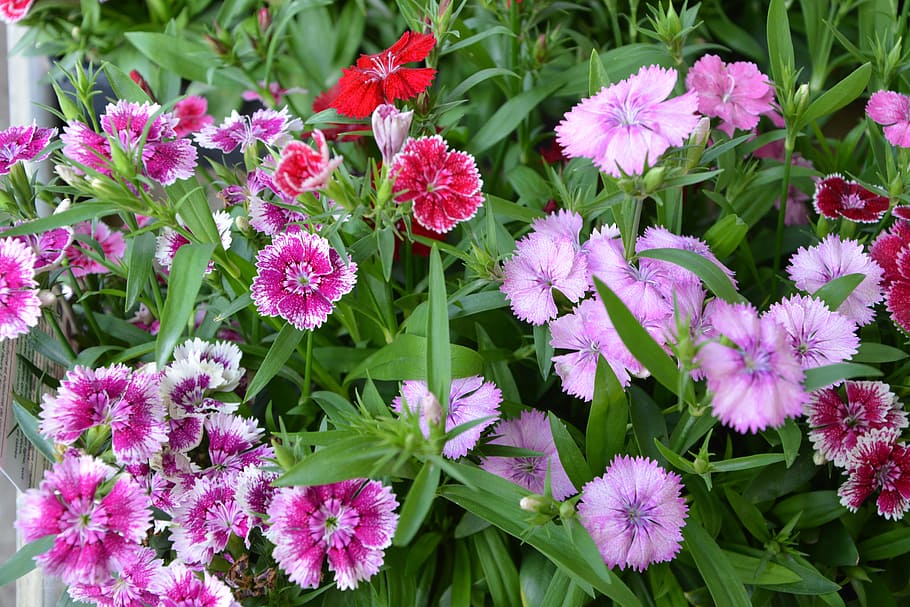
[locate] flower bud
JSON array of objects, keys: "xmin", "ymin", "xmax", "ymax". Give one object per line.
[
  {"xmin": 372, "ymin": 104, "xmax": 414, "ymax": 164},
  {"xmin": 519, "ymin": 495, "xmax": 549, "ymax": 513},
  {"xmin": 643, "ymin": 166, "xmax": 666, "ymax": 193},
  {"xmin": 794, "ymin": 83, "xmax": 811, "ymax": 117},
  {"xmin": 37, "ymin": 290, "xmax": 56, "ymax": 307},
  {"xmin": 257, "ymin": 7, "xmax": 271, "ymax": 34},
  {"xmin": 686, "ymin": 116, "xmax": 711, "ymax": 170},
  {"xmin": 418, "ymin": 391, "xmax": 443, "ymax": 427}
]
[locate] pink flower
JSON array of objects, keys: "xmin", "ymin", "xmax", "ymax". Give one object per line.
[
  {"xmin": 391, "ymin": 135, "xmax": 484, "ymax": 233},
  {"xmin": 764, "ymin": 294, "xmax": 859, "ymax": 371},
  {"xmin": 170, "ymin": 475, "xmax": 250, "ymax": 565},
  {"xmin": 787, "ymin": 234, "xmax": 884, "ymax": 326},
  {"xmin": 806, "ymin": 381, "xmax": 908, "ymax": 467},
  {"xmin": 266, "ymin": 479, "xmax": 399, "ymax": 590},
  {"xmin": 866, "ymin": 90, "xmax": 910, "ymax": 147},
  {"xmin": 685, "ymin": 54, "xmax": 774, "ymax": 136},
  {"xmin": 173, "ymin": 95, "xmax": 214, "ymax": 137},
  {"xmin": 195, "ymin": 107, "xmax": 301, "ymax": 153},
  {"xmin": 235, "ymin": 465, "xmax": 278, "ymax": 528},
  {"xmin": 393, "ymin": 375, "xmax": 502, "ymax": 458},
  {"xmin": 273, "ymin": 130, "xmax": 343, "ymax": 197},
  {"xmin": 695, "ymin": 301, "xmax": 807, "ymax": 433},
  {"xmin": 155, "ymin": 211, "xmax": 233, "ymax": 274},
  {"xmin": 838, "ymin": 428, "xmax": 910, "ymax": 519},
  {"xmin": 151, "ymin": 562, "xmax": 237, "ymax": 607},
  {"xmin": 9, "ymin": 225, "xmax": 72, "ymax": 272},
  {"xmin": 203, "ymin": 413, "xmax": 273, "ymax": 478},
  {"xmin": 68, "ymin": 546, "xmax": 165, "ymax": 607},
  {"xmin": 578, "ymin": 456, "xmax": 687, "ymax": 571},
  {"xmin": 251, "ymin": 230, "xmax": 357, "ymax": 331},
  {"xmin": 16, "ymin": 453, "xmax": 152, "ymax": 585},
  {"xmin": 555, "ymin": 65, "xmax": 699, "ymax": 177},
  {"xmin": 883, "ymin": 247, "xmax": 910, "ymax": 334},
  {"xmin": 0, "ymin": 237, "xmax": 40, "ymax": 340},
  {"xmin": 812, "ymin": 174, "xmax": 889, "ymax": 223},
  {"xmin": 480, "ymin": 409, "xmax": 576, "ymax": 500},
  {"xmin": 871, "ymin": 221, "xmax": 910, "ymax": 286},
  {"xmin": 531, "ymin": 209, "xmax": 584, "ymax": 246},
  {"xmin": 372, "ymin": 103, "xmax": 413, "ymax": 163},
  {"xmin": 65, "ymin": 221, "xmax": 126, "ymax": 277},
  {"xmin": 0, "ymin": 122, "xmax": 56, "ymax": 173},
  {"xmin": 0, "ymin": 0, "xmax": 33, "ymax": 22}
]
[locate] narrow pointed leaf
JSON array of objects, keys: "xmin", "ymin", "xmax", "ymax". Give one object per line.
[
  {"xmin": 0, "ymin": 535, "xmax": 55, "ymax": 587},
  {"xmin": 124, "ymin": 232, "xmax": 157, "ymax": 312},
  {"xmin": 548, "ymin": 412, "xmax": 593, "ymax": 489},
  {"xmin": 683, "ymin": 520, "xmax": 751, "ymax": 606},
  {"xmin": 586, "ymin": 356, "xmax": 628, "ymax": 473},
  {"xmin": 155, "ymin": 243, "xmax": 215, "ymax": 368},
  {"xmin": 427, "ymin": 246, "xmax": 451, "ymax": 412},
  {"xmin": 802, "ymin": 63, "xmax": 871, "ymax": 125},
  {"xmin": 394, "ymin": 461, "xmax": 440, "ymax": 546},
  {"xmin": 811, "ymin": 273, "xmax": 864, "ymax": 311},
  {"xmin": 637, "ymin": 248, "xmax": 745, "ymax": 303},
  {"xmin": 245, "ymin": 324, "xmax": 306, "ymax": 402}
]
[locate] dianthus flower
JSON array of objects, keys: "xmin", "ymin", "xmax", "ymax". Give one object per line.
[
  {"xmin": 806, "ymin": 381, "xmax": 908, "ymax": 467},
  {"xmin": 393, "ymin": 376, "xmax": 502, "ymax": 459},
  {"xmin": 871, "ymin": 221, "xmax": 910, "ymax": 286},
  {"xmin": 155, "ymin": 211, "xmax": 233, "ymax": 274},
  {"xmin": 391, "ymin": 135, "xmax": 484, "ymax": 233},
  {"xmin": 480, "ymin": 409, "xmax": 576, "ymax": 500},
  {"xmin": 812, "ymin": 174, "xmax": 889, "ymax": 223},
  {"xmin": 866, "ymin": 90, "xmax": 910, "ymax": 147},
  {"xmin": 266, "ymin": 479, "xmax": 399, "ymax": 590},
  {"xmin": 330, "ymin": 31, "xmax": 436, "ymax": 119},
  {"xmin": 236, "ymin": 465, "xmax": 278, "ymax": 528},
  {"xmin": 0, "ymin": 122, "xmax": 56, "ymax": 174},
  {"xmin": 372, "ymin": 103, "xmax": 413, "ymax": 163},
  {"xmin": 555, "ymin": 65, "xmax": 699, "ymax": 177},
  {"xmin": 9, "ymin": 224, "xmax": 72, "ymax": 272},
  {"xmin": 195, "ymin": 107, "xmax": 301, "ymax": 153},
  {"xmin": 0, "ymin": 237, "xmax": 40, "ymax": 340},
  {"xmin": 273, "ymin": 130, "xmax": 343, "ymax": 198},
  {"xmin": 67, "ymin": 546, "xmax": 164, "ymax": 607},
  {"xmin": 764, "ymin": 294, "xmax": 859, "ymax": 371},
  {"xmin": 696, "ymin": 301, "xmax": 807, "ymax": 433},
  {"xmin": 839, "ymin": 428, "xmax": 910, "ymax": 520},
  {"xmin": 685, "ymin": 54, "xmax": 774, "ymax": 136},
  {"xmin": 172, "ymin": 337, "xmax": 245, "ymax": 391},
  {"xmin": 251, "ymin": 230, "xmax": 357, "ymax": 331},
  {"xmin": 170, "ymin": 475, "xmax": 250, "ymax": 565},
  {"xmin": 578, "ymin": 456, "xmax": 687, "ymax": 571},
  {"xmin": 16, "ymin": 453, "xmax": 152, "ymax": 585},
  {"xmin": 0, "ymin": 0, "xmax": 34, "ymax": 23},
  {"xmin": 787, "ymin": 234, "xmax": 884, "ymax": 326},
  {"xmin": 173, "ymin": 95, "xmax": 213, "ymax": 137},
  {"xmin": 151, "ymin": 562, "xmax": 237, "ymax": 607},
  {"xmin": 883, "ymin": 247, "xmax": 910, "ymax": 334},
  {"xmin": 65, "ymin": 221, "xmax": 126, "ymax": 277},
  {"xmin": 203, "ymin": 413, "xmax": 274, "ymax": 479}
]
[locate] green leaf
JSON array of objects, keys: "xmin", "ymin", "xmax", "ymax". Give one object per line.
[
  {"xmin": 427, "ymin": 246, "xmax": 451, "ymax": 412},
  {"xmin": 0, "ymin": 535, "xmax": 54, "ymax": 587},
  {"xmin": 345, "ymin": 334, "xmax": 483, "ymax": 382},
  {"xmin": 471, "ymin": 81, "xmax": 564, "ymax": 154},
  {"xmin": 124, "ymin": 232, "xmax": 157, "ymax": 313},
  {"xmin": 804, "ymin": 363, "xmax": 882, "ymax": 391},
  {"xmin": 703, "ymin": 214, "xmax": 748, "ymax": 259},
  {"xmin": 725, "ymin": 551, "xmax": 802, "ymax": 585},
  {"xmin": 276, "ymin": 439, "xmax": 392, "ymax": 486},
  {"xmin": 772, "ymin": 491, "xmax": 844, "ymax": 529},
  {"xmin": 394, "ymin": 461, "xmax": 440, "ymax": 546},
  {"xmin": 102, "ymin": 62, "xmax": 151, "ymax": 103},
  {"xmin": 630, "ymin": 386, "xmax": 669, "ymax": 464},
  {"xmin": 802, "ymin": 63, "xmax": 872, "ymax": 125},
  {"xmin": 653, "ymin": 440, "xmax": 696, "ymax": 474},
  {"xmin": 474, "ymin": 528, "xmax": 521, "ymax": 607},
  {"xmin": 777, "ymin": 418, "xmax": 802, "ymax": 467},
  {"xmin": 451, "ymin": 541, "xmax": 472, "ymax": 607},
  {"xmin": 167, "ymin": 181, "xmax": 223, "ymax": 245},
  {"xmin": 637, "ymin": 248, "xmax": 745, "ymax": 304},
  {"xmin": 245, "ymin": 324, "xmax": 305, "ymax": 403},
  {"xmin": 759, "ymin": 554, "xmax": 841, "ymax": 595},
  {"xmin": 858, "ymin": 527, "xmax": 910, "ymax": 560},
  {"xmin": 589, "ymin": 49, "xmax": 610, "ymax": 96},
  {"xmin": 534, "ymin": 324, "xmax": 553, "ymax": 381},
  {"xmin": 852, "ymin": 342, "xmax": 909, "ymax": 363},
  {"xmin": 811, "ymin": 522, "xmax": 859, "ymax": 567},
  {"xmin": 724, "ymin": 488, "xmax": 770, "ymax": 543},
  {"xmin": 377, "ymin": 227, "xmax": 395, "ymax": 283},
  {"xmin": 586, "ymin": 356, "xmax": 628, "ymax": 473},
  {"xmin": 447, "ymin": 68, "xmax": 519, "ymax": 101},
  {"xmin": 155, "ymin": 243, "xmax": 215, "ymax": 368},
  {"xmin": 811, "ymin": 273, "xmax": 865, "ymax": 311},
  {"xmin": 213, "ymin": 293, "xmax": 253, "ymax": 322},
  {"xmin": 125, "ymin": 32, "xmax": 244, "ymax": 88},
  {"xmin": 683, "ymin": 520, "xmax": 751, "ymax": 607},
  {"xmin": 12, "ymin": 401, "xmax": 55, "ymax": 462},
  {"xmin": 440, "ymin": 26, "xmax": 514, "ymax": 55},
  {"xmin": 487, "ymin": 195, "xmax": 544, "ymax": 223},
  {"xmin": 766, "ymin": 0, "xmax": 795, "ymax": 89},
  {"xmin": 2, "ymin": 203, "xmax": 120, "ymax": 236},
  {"xmin": 548, "ymin": 412, "xmax": 593, "ymax": 489},
  {"xmin": 710, "ymin": 453, "xmax": 786, "ymax": 472}
]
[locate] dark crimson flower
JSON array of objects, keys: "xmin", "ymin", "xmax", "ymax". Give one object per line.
[
  {"xmin": 812, "ymin": 174, "xmax": 889, "ymax": 223},
  {"xmin": 894, "ymin": 206, "xmax": 910, "ymax": 220},
  {"xmin": 871, "ymin": 221, "xmax": 910, "ymax": 285},
  {"xmin": 839, "ymin": 428, "xmax": 910, "ymax": 520},
  {"xmin": 885, "ymin": 247, "xmax": 910, "ymax": 333},
  {"xmin": 330, "ymin": 31, "xmax": 437, "ymax": 119}
]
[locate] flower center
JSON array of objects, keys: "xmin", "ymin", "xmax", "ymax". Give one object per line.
[
  {"xmin": 310, "ymin": 498, "xmax": 360, "ymax": 549},
  {"xmin": 841, "ymin": 192, "xmax": 864, "ymax": 209},
  {"xmin": 366, "ymin": 53, "xmax": 399, "ymax": 80}
]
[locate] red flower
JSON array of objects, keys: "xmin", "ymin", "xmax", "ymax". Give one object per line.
[
  {"xmin": 871, "ymin": 221, "xmax": 910, "ymax": 286},
  {"xmin": 813, "ymin": 174, "xmax": 889, "ymax": 223},
  {"xmin": 274, "ymin": 130, "xmax": 343, "ymax": 198},
  {"xmin": 392, "ymin": 135, "xmax": 484, "ymax": 234},
  {"xmin": 0, "ymin": 0, "xmax": 33, "ymax": 23},
  {"xmin": 839, "ymin": 428, "xmax": 910, "ymax": 520},
  {"xmin": 331, "ymin": 32, "xmax": 437, "ymax": 119}
]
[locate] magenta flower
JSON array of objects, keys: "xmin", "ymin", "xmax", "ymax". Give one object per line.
[
  {"xmin": 372, "ymin": 103, "xmax": 413, "ymax": 163},
  {"xmin": 172, "ymin": 337, "xmax": 245, "ymax": 391},
  {"xmin": 161, "ymin": 357, "xmax": 239, "ymax": 422},
  {"xmin": 839, "ymin": 428, "xmax": 910, "ymax": 520},
  {"xmin": 696, "ymin": 301, "xmax": 807, "ymax": 433},
  {"xmin": 685, "ymin": 54, "xmax": 774, "ymax": 136},
  {"xmin": 274, "ymin": 130, "xmax": 344, "ymax": 198},
  {"xmin": 885, "ymin": 248, "xmax": 910, "ymax": 334},
  {"xmin": 393, "ymin": 375, "xmax": 502, "ymax": 458},
  {"xmin": 155, "ymin": 211, "xmax": 233, "ymax": 274},
  {"xmin": 16, "ymin": 453, "xmax": 152, "ymax": 585},
  {"xmin": 500, "ymin": 232, "xmax": 588, "ymax": 325},
  {"xmin": 0, "ymin": 237, "xmax": 40, "ymax": 340},
  {"xmin": 150, "ymin": 562, "xmax": 237, "ymax": 607},
  {"xmin": 764, "ymin": 294, "xmax": 859, "ymax": 371},
  {"xmin": 0, "ymin": 122, "xmax": 56, "ymax": 174},
  {"xmin": 787, "ymin": 234, "xmax": 884, "ymax": 326},
  {"xmin": 806, "ymin": 381, "xmax": 908, "ymax": 467},
  {"xmin": 203, "ymin": 412, "xmax": 274, "ymax": 478},
  {"xmin": 68, "ymin": 546, "xmax": 165, "ymax": 607},
  {"xmin": 480, "ymin": 409, "xmax": 576, "ymax": 500},
  {"xmin": 866, "ymin": 90, "xmax": 910, "ymax": 147},
  {"xmin": 9, "ymin": 224, "xmax": 73, "ymax": 272},
  {"xmin": 266, "ymin": 479, "xmax": 399, "ymax": 590},
  {"xmin": 195, "ymin": 107, "xmax": 301, "ymax": 153},
  {"xmin": 65, "ymin": 221, "xmax": 126, "ymax": 277},
  {"xmin": 173, "ymin": 95, "xmax": 214, "ymax": 137},
  {"xmin": 236, "ymin": 465, "xmax": 278, "ymax": 527},
  {"xmin": 251, "ymin": 230, "xmax": 357, "ymax": 331},
  {"xmin": 812, "ymin": 174, "xmax": 889, "ymax": 223},
  {"xmin": 170, "ymin": 475, "xmax": 250, "ymax": 565},
  {"xmin": 578, "ymin": 455, "xmax": 687, "ymax": 571},
  {"xmin": 555, "ymin": 65, "xmax": 699, "ymax": 177},
  {"xmin": 250, "ymin": 196, "xmax": 309, "ymax": 235}
]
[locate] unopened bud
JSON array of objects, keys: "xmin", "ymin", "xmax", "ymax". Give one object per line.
[
  {"xmin": 257, "ymin": 7, "xmax": 271, "ymax": 34},
  {"xmin": 794, "ymin": 83, "xmax": 811, "ymax": 116},
  {"xmin": 520, "ymin": 495, "xmax": 548, "ymax": 513},
  {"xmin": 890, "ymin": 174, "xmax": 904, "ymax": 199},
  {"xmin": 558, "ymin": 501, "xmax": 576, "ymax": 520},
  {"xmin": 693, "ymin": 454, "xmax": 710, "ymax": 475},
  {"xmin": 686, "ymin": 116, "xmax": 711, "ymax": 169},
  {"xmin": 37, "ymin": 290, "xmax": 56, "ymax": 307},
  {"xmin": 235, "ymin": 215, "xmax": 251, "ymax": 233},
  {"xmin": 643, "ymin": 166, "xmax": 666, "ymax": 193},
  {"xmin": 419, "ymin": 391, "xmax": 443, "ymax": 427},
  {"xmin": 372, "ymin": 104, "xmax": 413, "ymax": 164},
  {"xmin": 812, "ymin": 450, "xmax": 828, "ymax": 466},
  {"xmin": 55, "ymin": 165, "xmax": 80, "ymax": 187}
]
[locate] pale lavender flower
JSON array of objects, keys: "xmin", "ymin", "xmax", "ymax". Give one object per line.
[
  {"xmin": 787, "ymin": 234, "xmax": 884, "ymax": 326},
  {"xmin": 150, "ymin": 562, "xmax": 237, "ymax": 607},
  {"xmin": 764, "ymin": 294, "xmax": 859, "ymax": 370},
  {"xmin": 68, "ymin": 546, "xmax": 165, "ymax": 607},
  {"xmin": 578, "ymin": 455, "xmax": 687, "ymax": 571},
  {"xmin": 372, "ymin": 103, "xmax": 413, "ymax": 163},
  {"xmin": 266, "ymin": 479, "xmax": 399, "ymax": 590},
  {"xmin": 0, "ymin": 237, "xmax": 40, "ymax": 340},
  {"xmin": 480, "ymin": 409, "xmax": 576, "ymax": 500},
  {"xmin": 695, "ymin": 301, "xmax": 807, "ymax": 433},
  {"xmin": 170, "ymin": 475, "xmax": 250, "ymax": 566},
  {"xmin": 155, "ymin": 211, "xmax": 233, "ymax": 274},
  {"xmin": 530, "ymin": 209, "xmax": 584, "ymax": 248},
  {"xmin": 195, "ymin": 107, "xmax": 301, "ymax": 153},
  {"xmin": 555, "ymin": 65, "xmax": 699, "ymax": 177},
  {"xmin": 0, "ymin": 122, "xmax": 56, "ymax": 174},
  {"xmin": 393, "ymin": 376, "xmax": 502, "ymax": 458},
  {"xmin": 635, "ymin": 226, "xmax": 736, "ymax": 289}
]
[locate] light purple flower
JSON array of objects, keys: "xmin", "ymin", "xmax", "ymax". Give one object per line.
[
  {"xmin": 393, "ymin": 376, "xmax": 502, "ymax": 459},
  {"xmin": 155, "ymin": 211, "xmax": 233, "ymax": 274},
  {"xmin": 0, "ymin": 122, "xmax": 56, "ymax": 174},
  {"xmin": 695, "ymin": 301, "xmax": 807, "ymax": 433},
  {"xmin": 65, "ymin": 221, "xmax": 126, "ymax": 277},
  {"xmin": 0, "ymin": 237, "xmax": 40, "ymax": 340},
  {"xmin": 195, "ymin": 107, "xmax": 301, "ymax": 153},
  {"xmin": 530, "ymin": 209, "xmax": 584, "ymax": 248},
  {"xmin": 68, "ymin": 546, "xmax": 165, "ymax": 607},
  {"xmin": 170, "ymin": 475, "xmax": 250, "ymax": 565},
  {"xmin": 787, "ymin": 234, "xmax": 884, "ymax": 326},
  {"xmin": 764, "ymin": 294, "xmax": 859, "ymax": 370},
  {"xmin": 838, "ymin": 428, "xmax": 910, "ymax": 520},
  {"xmin": 578, "ymin": 455, "xmax": 687, "ymax": 571},
  {"xmin": 266, "ymin": 479, "xmax": 399, "ymax": 590},
  {"xmin": 480, "ymin": 409, "xmax": 576, "ymax": 500},
  {"xmin": 151, "ymin": 562, "xmax": 237, "ymax": 607},
  {"xmin": 16, "ymin": 453, "xmax": 152, "ymax": 585},
  {"xmin": 866, "ymin": 90, "xmax": 910, "ymax": 147},
  {"xmin": 251, "ymin": 230, "xmax": 357, "ymax": 331},
  {"xmin": 555, "ymin": 64, "xmax": 699, "ymax": 177},
  {"xmin": 685, "ymin": 54, "xmax": 774, "ymax": 137},
  {"xmin": 635, "ymin": 225, "xmax": 736, "ymax": 289},
  {"xmin": 372, "ymin": 103, "xmax": 413, "ymax": 163}
]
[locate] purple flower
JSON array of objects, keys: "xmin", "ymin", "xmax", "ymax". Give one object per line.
[
  {"xmin": 68, "ymin": 546, "xmax": 165, "ymax": 607},
  {"xmin": 480, "ymin": 409, "xmax": 576, "ymax": 500},
  {"xmin": 764, "ymin": 294, "xmax": 859, "ymax": 371},
  {"xmin": 806, "ymin": 381, "xmax": 908, "ymax": 467},
  {"xmin": 161, "ymin": 356, "xmax": 240, "ymax": 420},
  {"xmin": 838, "ymin": 428, "xmax": 910, "ymax": 520},
  {"xmin": 151, "ymin": 562, "xmax": 237, "ymax": 607},
  {"xmin": 866, "ymin": 90, "xmax": 910, "ymax": 147},
  {"xmin": 170, "ymin": 475, "xmax": 250, "ymax": 565},
  {"xmin": 0, "ymin": 237, "xmax": 40, "ymax": 340},
  {"xmin": 251, "ymin": 230, "xmax": 357, "ymax": 331},
  {"xmin": 787, "ymin": 234, "xmax": 884, "ymax": 326},
  {"xmin": 9, "ymin": 224, "xmax": 72, "ymax": 272},
  {"xmin": 393, "ymin": 376, "xmax": 502, "ymax": 459},
  {"xmin": 266, "ymin": 479, "xmax": 399, "ymax": 590},
  {"xmin": 195, "ymin": 107, "xmax": 301, "ymax": 153},
  {"xmin": 250, "ymin": 197, "xmax": 309, "ymax": 235},
  {"xmin": 235, "ymin": 465, "xmax": 278, "ymax": 527},
  {"xmin": 578, "ymin": 456, "xmax": 687, "ymax": 571},
  {"xmin": 555, "ymin": 65, "xmax": 699, "ymax": 177},
  {"xmin": 685, "ymin": 54, "xmax": 774, "ymax": 136},
  {"xmin": 155, "ymin": 211, "xmax": 233, "ymax": 274},
  {"xmin": 635, "ymin": 226, "xmax": 736, "ymax": 290},
  {"xmin": 0, "ymin": 122, "xmax": 56, "ymax": 174},
  {"xmin": 203, "ymin": 412, "xmax": 274, "ymax": 478},
  {"xmin": 695, "ymin": 301, "xmax": 807, "ymax": 433},
  {"xmin": 372, "ymin": 103, "xmax": 413, "ymax": 163},
  {"xmin": 15, "ymin": 453, "xmax": 152, "ymax": 585}
]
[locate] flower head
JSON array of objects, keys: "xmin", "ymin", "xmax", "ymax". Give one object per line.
[
  {"xmin": 812, "ymin": 174, "xmax": 889, "ymax": 223},
  {"xmin": 195, "ymin": 107, "xmax": 301, "ymax": 153},
  {"xmin": 0, "ymin": 237, "xmax": 40, "ymax": 340},
  {"xmin": 764, "ymin": 294, "xmax": 859, "ymax": 371},
  {"xmin": 251, "ymin": 230, "xmax": 357, "ymax": 331},
  {"xmin": 838, "ymin": 428, "xmax": 910, "ymax": 519},
  {"xmin": 372, "ymin": 103, "xmax": 413, "ymax": 163},
  {"xmin": 170, "ymin": 475, "xmax": 250, "ymax": 565},
  {"xmin": 0, "ymin": 0, "xmax": 34, "ymax": 22},
  {"xmin": 391, "ymin": 135, "xmax": 484, "ymax": 233},
  {"xmin": 273, "ymin": 131, "xmax": 343, "ymax": 197},
  {"xmin": 867, "ymin": 90, "xmax": 910, "ymax": 147},
  {"xmin": 578, "ymin": 456, "xmax": 687, "ymax": 571},
  {"xmin": 155, "ymin": 211, "xmax": 233, "ymax": 274},
  {"xmin": 685, "ymin": 54, "xmax": 774, "ymax": 136},
  {"xmin": 871, "ymin": 221, "xmax": 910, "ymax": 286},
  {"xmin": 151, "ymin": 562, "xmax": 237, "ymax": 607},
  {"xmin": 555, "ymin": 65, "xmax": 699, "ymax": 177},
  {"xmin": 68, "ymin": 546, "xmax": 165, "ymax": 607},
  {"xmin": 173, "ymin": 95, "xmax": 214, "ymax": 137},
  {"xmin": 266, "ymin": 479, "xmax": 399, "ymax": 590},
  {"xmin": 10, "ymin": 225, "xmax": 72, "ymax": 272},
  {"xmin": 883, "ymin": 246, "xmax": 910, "ymax": 334},
  {"xmin": 0, "ymin": 122, "xmax": 56, "ymax": 173},
  {"xmin": 331, "ymin": 31, "xmax": 436, "ymax": 119}
]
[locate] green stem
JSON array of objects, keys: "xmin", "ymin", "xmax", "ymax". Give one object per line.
[
  {"xmin": 302, "ymin": 330, "xmax": 314, "ymax": 401},
  {"xmin": 605, "ymin": 0, "xmax": 623, "ymax": 47},
  {"xmin": 622, "ymin": 196, "xmax": 644, "ymax": 259},
  {"xmin": 42, "ymin": 308, "xmax": 76, "ymax": 362},
  {"xmin": 771, "ymin": 133, "xmax": 796, "ymax": 299}
]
